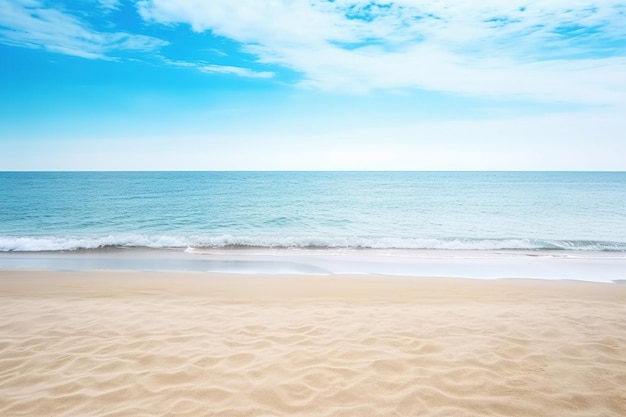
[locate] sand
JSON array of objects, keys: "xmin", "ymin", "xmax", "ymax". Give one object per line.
[{"xmin": 1, "ymin": 270, "xmax": 625, "ymax": 417}]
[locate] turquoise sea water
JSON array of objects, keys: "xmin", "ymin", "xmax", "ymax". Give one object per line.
[{"xmin": 1, "ymin": 171, "xmax": 625, "ymax": 252}]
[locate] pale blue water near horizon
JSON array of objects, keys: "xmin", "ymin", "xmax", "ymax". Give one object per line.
[
  {"xmin": 1, "ymin": 171, "xmax": 625, "ymax": 252},
  {"xmin": 1, "ymin": 171, "xmax": 625, "ymax": 281}
]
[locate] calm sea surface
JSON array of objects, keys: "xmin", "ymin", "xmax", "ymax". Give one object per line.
[{"xmin": 1, "ymin": 171, "xmax": 625, "ymax": 252}]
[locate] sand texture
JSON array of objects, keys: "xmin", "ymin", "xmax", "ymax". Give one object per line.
[{"xmin": 1, "ymin": 270, "xmax": 625, "ymax": 416}]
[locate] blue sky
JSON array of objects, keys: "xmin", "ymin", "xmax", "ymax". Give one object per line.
[{"xmin": 1, "ymin": 0, "xmax": 625, "ymax": 170}]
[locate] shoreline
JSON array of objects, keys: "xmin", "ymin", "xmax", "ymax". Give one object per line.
[
  {"xmin": 2, "ymin": 268, "xmax": 625, "ymax": 295},
  {"xmin": 1, "ymin": 247, "xmax": 625, "ymax": 282},
  {"xmin": 2, "ymin": 268, "xmax": 626, "ymax": 300},
  {"xmin": 1, "ymin": 270, "xmax": 625, "ymax": 416}
]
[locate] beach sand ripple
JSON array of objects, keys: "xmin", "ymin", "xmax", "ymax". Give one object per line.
[{"xmin": 1, "ymin": 271, "xmax": 625, "ymax": 416}]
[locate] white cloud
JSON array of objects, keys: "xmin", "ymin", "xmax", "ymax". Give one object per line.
[
  {"xmin": 137, "ymin": 0, "xmax": 626, "ymax": 105},
  {"xmin": 98, "ymin": 0, "xmax": 120, "ymax": 10},
  {"xmin": 163, "ymin": 58, "xmax": 274, "ymax": 78},
  {"xmin": 0, "ymin": 0, "xmax": 166, "ymax": 59},
  {"xmin": 199, "ymin": 64, "xmax": 274, "ymax": 79}
]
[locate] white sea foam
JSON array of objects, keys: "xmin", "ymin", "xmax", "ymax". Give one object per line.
[
  {"xmin": 1, "ymin": 234, "xmax": 625, "ymax": 252},
  {"xmin": 0, "ymin": 235, "xmax": 189, "ymax": 252}
]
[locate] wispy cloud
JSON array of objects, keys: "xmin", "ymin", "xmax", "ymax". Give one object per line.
[
  {"xmin": 137, "ymin": 0, "xmax": 626, "ymax": 104},
  {"xmin": 97, "ymin": 0, "xmax": 120, "ymax": 11},
  {"xmin": 0, "ymin": 0, "xmax": 166, "ymax": 59},
  {"xmin": 2, "ymin": 0, "xmax": 624, "ymax": 105},
  {"xmin": 164, "ymin": 58, "xmax": 274, "ymax": 79},
  {"xmin": 198, "ymin": 64, "xmax": 274, "ymax": 79}
]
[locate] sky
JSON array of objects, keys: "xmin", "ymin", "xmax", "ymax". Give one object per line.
[{"xmin": 1, "ymin": 0, "xmax": 625, "ymax": 171}]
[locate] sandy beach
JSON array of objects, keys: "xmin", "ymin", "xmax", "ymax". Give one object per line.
[{"xmin": 1, "ymin": 270, "xmax": 625, "ymax": 417}]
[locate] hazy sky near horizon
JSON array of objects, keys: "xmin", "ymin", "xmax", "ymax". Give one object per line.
[{"xmin": 1, "ymin": 0, "xmax": 625, "ymax": 170}]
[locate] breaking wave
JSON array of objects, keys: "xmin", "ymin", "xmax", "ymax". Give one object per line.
[{"xmin": 1, "ymin": 234, "xmax": 625, "ymax": 252}]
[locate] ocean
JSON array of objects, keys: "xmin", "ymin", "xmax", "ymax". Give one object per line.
[{"xmin": 1, "ymin": 171, "xmax": 625, "ymax": 280}]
